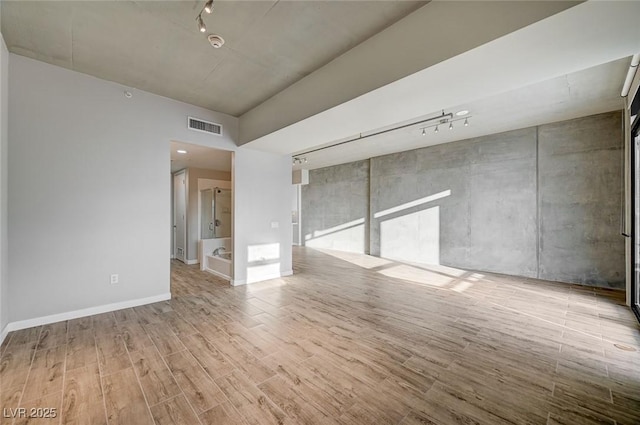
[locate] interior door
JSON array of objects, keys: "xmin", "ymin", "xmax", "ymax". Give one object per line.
[{"xmin": 173, "ymin": 171, "xmax": 187, "ymax": 262}]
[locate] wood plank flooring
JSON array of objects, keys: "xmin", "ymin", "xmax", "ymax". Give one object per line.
[{"xmin": 1, "ymin": 246, "xmax": 639, "ymax": 425}]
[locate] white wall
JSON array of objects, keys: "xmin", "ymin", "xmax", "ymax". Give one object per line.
[
  {"xmin": 0, "ymin": 35, "xmax": 9, "ymax": 340},
  {"xmin": 8, "ymin": 54, "xmax": 292, "ymax": 326},
  {"xmin": 233, "ymin": 148, "xmax": 293, "ymax": 285}
]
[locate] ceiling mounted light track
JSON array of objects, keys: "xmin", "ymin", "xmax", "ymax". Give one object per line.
[
  {"xmin": 195, "ymin": 0, "xmax": 224, "ymax": 44},
  {"xmin": 292, "ymin": 157, "xmax": 308, "ymax": 165},
  {"xmin": 293, "ymin": 110, "xmax": 470, "ymax": 160},
  {"xmin": 197, "ymin": 14, "xmax": 206, "ymax": 33},
  {"xmin": 204, "ymin": 0, "xmax": 214, "ymax": 14}
]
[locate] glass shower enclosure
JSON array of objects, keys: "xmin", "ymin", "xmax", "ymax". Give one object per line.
[{"xmin": 201, "ymin": 188, "xmax": 232, "ymax": 239}]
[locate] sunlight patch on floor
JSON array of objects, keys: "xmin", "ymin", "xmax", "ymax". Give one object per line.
[
  {"xmin": 315, "ymin": 248, "xmax": 392, "ymax": 269},
  {"xmin": 377, "ymin": 264, "xmax": 454, "ymax": 288}
]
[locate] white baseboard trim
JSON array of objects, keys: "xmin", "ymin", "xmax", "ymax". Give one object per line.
[
  {"xmin": 0, "ymin": 323, "xmax": 9, "ymax": 347},
  {"xmin": 185, "ymin": 259, "xmax": 199, "ymax": 265},
  {"xmin": 231, "ymin": 279, "xmax": 246, "ymax": 286},
  {"xmin": 4, "ymin": 293, "xmax": 172, "ymax": 333},
  {"xmin": 281, "ymin": 270, "xmax": 293, "ymax": 277}
]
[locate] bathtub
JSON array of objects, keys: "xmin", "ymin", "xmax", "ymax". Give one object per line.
[{"xmin": 204, "ymin": 252, "xmax": 232, "ymax": 281}]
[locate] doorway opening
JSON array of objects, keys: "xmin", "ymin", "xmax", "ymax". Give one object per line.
[{"xmin": 170, "ymin": 141, "xmax": 234, "ymax": 282}]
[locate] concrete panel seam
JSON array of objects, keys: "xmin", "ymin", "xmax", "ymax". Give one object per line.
[{"xmin": 536, "ymin": 125, "xmax": 541, "ymax": 279}]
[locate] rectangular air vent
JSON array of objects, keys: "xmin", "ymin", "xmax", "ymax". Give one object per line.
[{"xmin": 188, "ymin": 116, "xmax": 223, "ymax": 136}]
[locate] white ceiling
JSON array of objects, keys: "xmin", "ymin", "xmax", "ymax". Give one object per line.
[
  {"xmin": 170, "ymin": 140, "xmax": 232, "ymax": 173},
  {"xmin": 0, "ymin": 0, "xmax": 426, "ymax": 116}
]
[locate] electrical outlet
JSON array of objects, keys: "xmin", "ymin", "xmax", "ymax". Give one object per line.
[{"xmin": 110, "ymin": 274, "xmax": 119, "ymax": 284}]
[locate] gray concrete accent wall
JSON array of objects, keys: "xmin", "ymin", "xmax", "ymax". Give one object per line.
[
  {"xmin": 369, "ymin": 128, "xmax": 538, "ymax": 278},
  {"xmin": 538, "ymin": 112, "xmax": 624, "ymax": 287},
  {"xmin": 301, "ymin": 111, "xmax": 624, "ymax": 289},
  {"xmin": 301, "ymin": 160, "xmax": 369, "ymax": 253}
]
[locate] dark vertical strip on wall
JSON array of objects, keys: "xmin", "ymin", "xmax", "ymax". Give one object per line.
[
  {"xmin": 365, "ymin": 159, "xmax": 372, "ymax": 255},
  {"xmin": 536, "ymin": 125, "xmax": 541, "ymax": 279}
]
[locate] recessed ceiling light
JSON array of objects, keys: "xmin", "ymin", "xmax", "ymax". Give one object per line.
[
  {"xmin": 177, "ymin": 150, "xmax": 187, "ymax": 154},
  {"xmin": 456, "ymin": 110, "xmax": 469, "ymax": 116},
  {"xmin": 208, "ymin": 34, "xmax": 225, "ymax": 48}
]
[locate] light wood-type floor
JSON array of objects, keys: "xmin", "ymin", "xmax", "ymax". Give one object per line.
[{"xmin": 1, "ymin": 246, "xmax": 640, "ymax": 425}]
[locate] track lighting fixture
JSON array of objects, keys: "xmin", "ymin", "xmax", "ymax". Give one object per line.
[
  {"xmin": 196, "ymin": 0, "xmax": 223, "ymax": 42},
  {"xmin": 197, "ymin": 14, "xmax": 206, "ymax": 32},
  {"xmin": 418, "ymin": 111, "xmax": 471, "ymax": 136},
  {"xmin": 294, "ymin": 110, "xmax": 472, "ymax": 160},
  {"xmin": 204, "ymin": 0, "xmax": 214, "ymax": 13}
]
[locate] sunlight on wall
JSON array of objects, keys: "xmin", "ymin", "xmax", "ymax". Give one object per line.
[
  {"xmin": 305, "ymin": 218, "xmax": 366, "ymax": 253},
  {"xmin": 248, "ymin": 243, "xmax": 280, "ymax": 262},
  {"xmin": 246, "ymin": 243, "xmax": 280, "ymax": 284},
  {"xmin": 380, "ymin": 206, "xmax": 440, "ymax": 265},
  {"xmin": 374, "ymin": 190, "xmax": 451, "ymax": 219}
]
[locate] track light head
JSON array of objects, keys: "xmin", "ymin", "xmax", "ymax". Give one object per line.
[
  {"xmin": 421, "ymin": 128, "xmax": 426, "ymax": 136},
  {"xmin": 434, "ymin": 126, "xmax": 439, "ymax": 133},
  {"xmin": 204, "ymin": 0, "xmax": 214, "ymax": 13},
  {"xmin": 449, "ymin": 122, "xmax": 453, "ymax": 130},
  {"xmin": 197, "ymin": 14, "xmax": 206, "ymax": 32},
  {"xmin": 464, "ymin": 118, "xmax": 469, "ymax": 127}
]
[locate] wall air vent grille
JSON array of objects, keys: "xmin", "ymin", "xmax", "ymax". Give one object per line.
[{"xmin": 188, "ymin": 117, "xmax": 223, "ymax": 136}]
